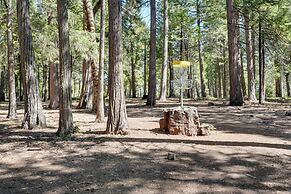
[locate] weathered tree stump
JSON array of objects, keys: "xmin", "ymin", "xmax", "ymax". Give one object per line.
[{"xmin": 161, "ymin": 107, "xmax": 200, "ymax": 136}]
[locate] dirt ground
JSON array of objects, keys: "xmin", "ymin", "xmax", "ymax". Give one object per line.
[{"xmin": 0, "ymin": 99, "xmax": 290, "ymax": 194}]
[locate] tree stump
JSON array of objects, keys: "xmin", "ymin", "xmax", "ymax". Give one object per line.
[{"xmin": 162, "ymin": 107, "xmax": 200, "ymax": 136}]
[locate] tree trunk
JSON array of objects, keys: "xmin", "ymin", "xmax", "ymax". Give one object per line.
[
  {"xmin": 197, "ymin": 0, "xmax": 206, "ymax": 98},
  {"xmin": 49, "ymin": 62, "xmax": 60, "ymax": 109},
  {"xmin": 286, "ymin": 73, "xmax": 290, "ymax": 97},
  {"xmin": 245, "ymin": 15, "xmax": 257, "ymax": 102},
  {"xmin": 130, "ymin": 42, "xmax": 137, "ymax": 98},
  {"xmin": 240, "ymin": 49, "xmax": 247, "ymax": 97},
  {"xmin": 275, "ymin": 59, "xmax": 283, "ymax": 98},
  {"xmin": 0, "ymin": 65, "xmax": 5, "ymax": 101},
  {"xmin": 146, "ymin": 0, "xmax": 157, "ymax": 106},
  {"xmin": 217, "ymin": 59, "xmax": 222, "ymax": 99},
  {"xmin": 106, "ymin": 0, "xmax": 128, "ymax": 134},
  {"xmin": 169, "ymin": 59, "xmax": 175, "ymax": 97},
  {"xmin": 42, "ymin": 63, "xmax": 48, "ymax": 101},
  {"xmin": 96, "ymin": 0, "xmax": 105, "ymax": 122},
  {"xmin": 223, "ymin": 45, "xmax": 228, "ymax": 99},
  {"xmin": 77, "ymin": 60, "xmax": 93, "ymax": 109},
  {"xmin": 7, "ymin": 0, "xmax": 17, "ymax": 119},
  {"xmin": 226, "ymin": 0, "xmax": 243, "ymax": 106},
  {"xmin": 258, "ymin": 20, "xmax": 265, "ymax": 104},
  {"xmin": 57, "ymin": 0, "xmax": 73, "ymax": 136},
  {"xmin": 17, "ymin": 0, "xmax": 46, "ymax": 129},
  {"xmin": 159, "ymin": 0, "xmax": 168, "ymax": 101},
  {"xmin": 83, "ymin": 0, "xmax": 99, "ymax": 111},
  {"xmin": 143, "ymin": 43, "xmax": 147, "ymax": 97}
]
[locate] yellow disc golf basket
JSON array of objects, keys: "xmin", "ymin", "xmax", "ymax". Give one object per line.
[{"xmin": 171, "ymin": 60, "xmax": 193, "ymax": 108}]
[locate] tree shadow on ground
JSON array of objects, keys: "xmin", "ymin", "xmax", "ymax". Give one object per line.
[{"xmin": 0, "ymin": 128, "xmax": 290, "ymax": 194}]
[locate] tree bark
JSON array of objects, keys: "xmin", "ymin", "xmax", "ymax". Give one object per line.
[
  {"xmin": 49, "ymin": 62, "xmax": 60, "ymax": 109},
  {"xmin": 226, "ymin": 0, "xmax": 243, "ymax": 106},
  {"xmin": 197, "ymin": 0, "xmax": 206, "ymax": 98},
  {"xmin": 258, "ymin": 20, "xmax": 265, "ymax": 104},
  {"xmin": 106, "ymin": 0, "xmax": 128, "ymax": 134},
  {"xmin": 83, "ymin": 0, "xmax": 99, "ymax": 111},
  {"xmin": 96, "ymin": 0, "xmax": 105, "ymax": 122},
  {"xmin": 223, "ymin": 45, "xmax": 228, "ymax": 99},
  {"xmin": 0, "ymin": 68, "xmax": 5, "ymax": 101},
  {"xmin": 6, "ymin": 0, "xmax": 17, "ymax": 119},
  {"xmin": 245, "ymin": 15, "xmax": 257, "ymax": 102},
  {"xmin": 159, "ymin": 0, "xmax": 168, "ymax": 101},
  {"xmin": 146, "ymin": 0, "xmax": 157, "ymax": 106},
  {"xmin": 42, "ymin": 63, "xmax": 48, "ymax": 101},
  {"xmin": 240, "ymin": 49, "xmax": 247, "ymax": 97},
  {"xmin": 143, "ymin": 43, "xmax": 147, "ymax": 97},
  {"xmin": 286, "ymin": 73, "xmax": 290, "ymax": 97},
  {"xmin": 77, "ymin": 60, "xmax": 93, "ymax": 109},
  {"xmin": 57, "ymin": 0, "xmax": 73, "ymax": 136},
  {"xmin": 17, "ymin": 0, "xmax": 46, "ymax": 129},
  {"xmin": 130, "ymin": 42, "xmax": 137, "ymax": 98}
]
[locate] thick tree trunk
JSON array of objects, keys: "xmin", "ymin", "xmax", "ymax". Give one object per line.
[
  {"xmin": 49, "ymin": 62, "xmax": 60, "ymax": 109},
  {"xmin": 57, "ymin": 0, "xmax": 73, "ymax": 135},
  {"xmin": 96, "ymin": 0, "xmax": 105, "ymax": 122},
  {"xmin": 286, "ymin": 73, "xmax": 290, "ymax": 97},
  {"xmin": 197, "ymin": 0, "xmax": 206, "ymax": 98},
  {"xmin": 107, "ymin": 0, "xmax": 128, "ymax": 134},
  {"xmin": 226, "ymin": 0, "xmax": 243, "ymax": 106},
  {"xmin": 240, "ymin": 49, "xmax": 247, "ymax": 97},
  {"xmin": 258, "ymin": 20, "xmax": 265, "ymax": 104},
  {"xmin": 245, "ymin": 16, "xmax": 257, "ymax": 102},
  {"xmin": 7, "ymin": 0, "xmax": 17, "ymax": 119},
  {"xmin": 17, "ymin": 0, "xmax": 46, "ymax": 129},
  {"xmin": 160, "ymin": 0, "xmax": 168, "ymax": 101},
  {"xmin": 83, "ymin": 0, "xmax": 99, "ymax": 111},
  {"xmin": 146, "ymin": 0, "xmax": 157, "ymax": 106}
]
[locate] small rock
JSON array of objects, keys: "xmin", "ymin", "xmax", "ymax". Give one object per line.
[{"xmin": 167, "ymin": 152, "xmax": 177, "ymax": 160}]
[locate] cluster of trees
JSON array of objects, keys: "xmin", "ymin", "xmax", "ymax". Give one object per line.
[{"xmin": 0, "ymin": 0, "xmax": 290, "ymax": 134}]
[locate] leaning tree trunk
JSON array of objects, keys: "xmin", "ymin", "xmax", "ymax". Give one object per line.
[
  {"xmin": 197, "ymin": 0, "xmax": 206, "ymax": 98},
  {"xmin": 106, "ymin": 0, "xmax": 128, "ymax": 134},
  {"xmin": 226, "ymin": 0, "xmax": 243, "ymax": 106},
  {"xmin": 96, "ymin": 0, "xmax": 105, "ymax": 122},
  {"xmin": 159, "ymin": 0, "xmax": 168, "ymax": 101},
  {"xmin": 7, "ymin": 0, "xmax": 17, "ymax": 119},
  {"xmin": 57, "ymin": 0, "xmax": 74, "ymax": 136},
  {"xmin": 245, "ymin": 15, "xmax": 257, "ymax": 102},
  {"xmin": 49, "ymin": 62, "xmax": 59, "ymax": 109},
  {"xmin": 17, "ymin": 0, "xmax": 46, "ymax": 129},
  {"xmin": 83, "ymin": 0, "xmax": 99, "ymax": 111},
  {"xmin": 146, "ymin": 0, "xmax": 157, "ymax": 106}
]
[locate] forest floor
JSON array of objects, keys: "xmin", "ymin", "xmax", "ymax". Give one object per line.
[{"xmin": 0, "ymin": 99, "xmax": 290, "ymax": 194}]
